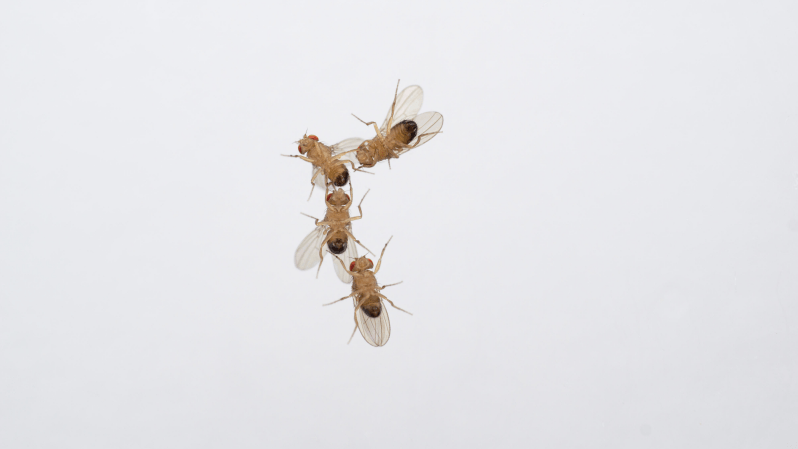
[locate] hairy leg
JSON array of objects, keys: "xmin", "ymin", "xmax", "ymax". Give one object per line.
[{"xmin": 373, "ymin": 236, "xmax": 393, "ymax": 274}]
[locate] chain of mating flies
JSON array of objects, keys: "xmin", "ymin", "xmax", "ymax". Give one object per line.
[{"xmin": 285, "ymin": 81, "xmax": 444, "ymax": 347}]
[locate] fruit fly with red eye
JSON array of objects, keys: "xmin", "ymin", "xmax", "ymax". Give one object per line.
[
  {"xmin": 325, "ymin": 237, "xmax": 410, "ymax": 347},
  {"xmin": 294, "ymin": 183, "xmax": 372, "ymax": 283},
  {"xmin": 352, "ymin": 82, "xmax": 444, "ymax": 169},
  {"xmin": 283, "ymin": 135, "xmax": 364, "ymax": 200}
]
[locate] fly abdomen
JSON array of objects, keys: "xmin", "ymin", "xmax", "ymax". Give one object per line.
[
  {"xmin": 327, "ymin": 237, "xmax": 347, "ymax": 254},
  {"xmin": 362, "ymin": 302, "xmax": 382, "ymax": 318},
  {"xmin": 390, "ymin": 120, "xmax": 418, "ymax": 145}
]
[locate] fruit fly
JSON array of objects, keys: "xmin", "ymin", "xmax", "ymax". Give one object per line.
[
  {"xmin": 283, "ymin": 135, "xmax": 364, "ymax": 199},
  {"xmin": 294, "ymin": 183, "xmax": 372, "ymax": 283},
  {"xmin": 352, "ymin": 82, "xmax": 444, "ymax": 169},
  {"xmin": 325, "ymin": 237, "xmax": 410, "ymax": 347}
]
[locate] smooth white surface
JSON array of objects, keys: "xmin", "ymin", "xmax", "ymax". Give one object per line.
[{"xmin": 1, "ymin": 1, "xmax": 797, "ymax": 447}]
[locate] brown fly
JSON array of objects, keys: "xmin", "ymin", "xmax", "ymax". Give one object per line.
[
  {"xmin": 325, "ymin": 237, "xmax": 410, "ymax": 347},
  {"xmin": 352, "ymin": 82, "xmax": 444, "ymax": 169},
  {"xmin": 294, "ymin": 183, "xmax": 372, "ymax": 283},
  {"xmin": 283, "ymin": 134, "xmax": 364, "ymax": 200}
]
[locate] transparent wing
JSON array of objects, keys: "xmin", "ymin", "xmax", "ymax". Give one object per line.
[
  {"xmin": 397, "ymin": 111, "xmax": 444, "ymax": 156},
  {"xmin": 331, "ymin": 137, "xmax": 364, "ymax": 166},
  {"xmin": 380, "ymin": 85, "xmax": 424, "ymax": 133},
  {"xmin": 294, "ymin": 226, "xmax": 325, "ymax": 270},
  {"xmin": 311, "ymin": 164, "xmax": 326, "ymax": 189},
  {"xmin": 353, "ymin": 298, "xmax": 391, "ymax": 347},
  {"xmin": 332, "ymin": 234, "xmax": 357, "ymax": 283}
]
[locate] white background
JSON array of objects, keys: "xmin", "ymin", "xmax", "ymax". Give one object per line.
[{"xmin": 1, "ymin": 1, "xmax": 797, "ymax": 447}]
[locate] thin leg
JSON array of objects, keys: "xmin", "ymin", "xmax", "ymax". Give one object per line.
[
  {"xmin": 323, "ymin": 292, "xmax": 355, "ymax": 306},
  {"xmin": 353, "ymin": 167, "xmax": 374, "ymax": 175},
  {"xmin": 343, "ymin": 229, "xmax": 373, "ymax": 256},
  {"xmin": 282, "ymin": 154, "xmax": 315, "ymax": 163},
  {"xmin": 331, "ymin": 148, "xmax": 358, "ymax": 160},
  {"xmin": 306, "ymin": 182, "xmax": 316, "ymax": 201},
  {"xmin": 316, "ymin": 234, "xmax": 333, "ymax": 278},
  {"xmin": 378, "ymin": 293, "xmax": 412, "ymax": 315},
  {"xmin": 379, "ymin": 281, "xmax": 403, "ymax": 290},
  {"xmin": 351, "ymin": 114, "xmax": 377, "ymax": 127},
  {"xmin": 333, "ymin": 158, "xmax": 357, "ymax": 171},
  {"xmin": 332, "ymin": 254, "xmax": 356, "ymax": 276},
  {"xmin": 349, "ymin": 188, "xmax": 369, "ymax": 218},
  {"xmin": 300, "ymin": 212, "xmax": 320, "ymax": 222},
  {"xmin": 347, "ymin": 322, "xmax": 358, "ymax": 344},
  {"xmin": 344, "ymin": 182, "xmax": 355, "ymax": 212},
  {"xmin": 373, "ymin": 236, "xmax": 393, "ymax": 274}
]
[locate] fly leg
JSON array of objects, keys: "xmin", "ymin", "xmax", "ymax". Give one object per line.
[
  {"xmin": 282, "ymin": 154, "xmax": 316, "ymax": 163},
  {"xmin": 347, "ymin": 322, "xmax": 359, "ymax": 344},
  {"xmin": 379, "ymin": 281, "xmax": 403, "ymax": 290},
  {"xmin": 323, "ymin": 292, "xmax": 356, "ymax": 306},
  {"xmin": 343, "ymin": 228, "xmax": 373, "ymax": 256},
  {"xmin": 299, "ymin": 212, "xmax": 322, "ymax": 226},
  {"xmin": 343, "ymin": 183, "xmax": 355, "ymax": 212},
  {"xmin": 351, "ymin": 114, "xmax": 382, "ymax": 136},
  {"xmin": 316, "ymin": 233, "xmax": 333, "ymax": 278},
  {"xmin": 378, "ymin": 293, "xmax": 412, "ymax": 315},
  {"xmin": 332, "ymin": 254, "xmax": 357, "ymax": 276},
  {"xmin": 346, "ymin": 188, "xmax": 370, "ymax": 216},
  {"xmin": 373, "ymin": 236, "xmax": 393, "ymax": 274},
  {"xmin": 307, "ymin": 167, "xmax": 325, "ymax": 201}
]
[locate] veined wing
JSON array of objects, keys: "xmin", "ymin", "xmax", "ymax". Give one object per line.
[
  {"xmin": 294, "ymin": 226, "xmax": 325, "ymax": 270},
  {"xmin": 331, "ymin": 234, "xmax": 357, "ymax": 283},
  {"xmin": 397, "ymin": 111, "xmax": 444, "ymax": 156},
  {"xmin": 380, "ymin": 85, "xmax": 423, "ymax": 133},
  {"xmin": 353, "ymin": 298, "xmax": 391, "ymax": 347},
  {"xmin": 311, "ymin": 163, "xmax": 326, "ymax": 189},
  {"xmin": 331, "ymin": 136, "xmax": 364, "ymax": 167}
]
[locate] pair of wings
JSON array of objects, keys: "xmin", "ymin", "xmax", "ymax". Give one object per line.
[
  {"xmin": 354, "ymin": 298, "xmax": 391, "ymax": 347},
  {"xmin": 379, "ymin": 85, "xmax": 444, "ymax": 157},
  {"xmin": 294, "ymin": 224, "xmax": 357, "ymax": 283}
]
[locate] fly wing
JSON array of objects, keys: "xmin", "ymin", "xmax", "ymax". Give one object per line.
[
  {"xmin": 397, "ymin": 111, "xmax": 444, "ymax": 156},
  {"xmin": 380, "ymin": 85, "xmax": 423, "ymax": 133},
  {"xmin": 353, "ymin": 298, "xmax": 391, "ymax": 347},
  {"xmin": 330, "ymin": 137, "xmax": 364, "ymax": 167},
  {"xmin": 294, "ymin": 226, "xmax": 325, "ymax": 270},
  {"xmin": 332, "ymin": 234, "xmax": 357, "ymax": 283},
  {"xmin": 311, "ymin": 164, "xmax": 326, "ymax": 189}
]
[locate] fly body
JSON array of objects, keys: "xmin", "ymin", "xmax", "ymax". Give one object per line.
[
  {"xmin": 325, "ymin": 237, "xmax": 410, "ymax": 347},
  {"xmin": 353, "ymin": 82, "xmax": 444, "ymax": 169},
  {"xmin": 284, "ymin": 134, "xmax": 364, "ymax": 199},
  {"xmin": 294, "ymin": 184, "xmax": 372, "ymax": 283}
]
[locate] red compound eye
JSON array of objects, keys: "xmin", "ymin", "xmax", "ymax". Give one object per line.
[
  {"xmin": 326, "ymin": 193, "xmax": 332, "ymax": 201},
  {"xmin": 367, "ymin": 258, "xmax": 373, "ymax": 267},
  {"xmin": 308, "ymin": 135, "xmax": 319, "ymax": 141},
  {"xmin": 298, "ymin": 144, "xmax": 303, "ymax": 153},
  {"xmin": 345, "ymin": 194, "xmax": 350, "ymax": 201},
  {"xmin": 350, "ymin": 261, "xmax": 356, "ymax": 271}
]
